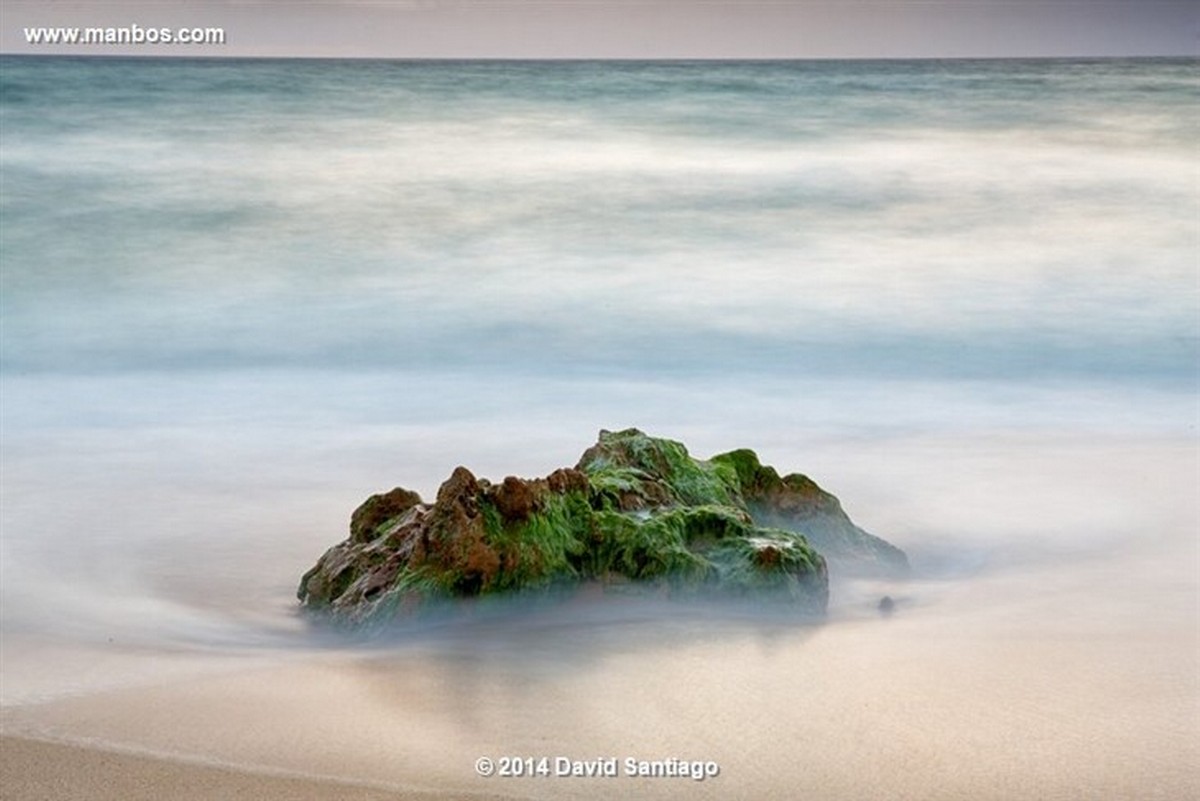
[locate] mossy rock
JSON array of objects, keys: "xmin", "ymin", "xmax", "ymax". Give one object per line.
[
  {"xmin": 298, "ymin": 429, "xmax": 905, "ymax": 628},
  {"xmin": 709, "ymin": 447, "xmax": 909, "ymax": 576}
]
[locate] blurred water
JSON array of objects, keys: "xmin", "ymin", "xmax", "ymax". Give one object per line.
[
  {"xmin": 2, "ymin": 58, "xmax": 1195, "ymax": 378},
  {"xmin": 0, "ymin": 56, "xmax": 1196, "ymax": 667}
]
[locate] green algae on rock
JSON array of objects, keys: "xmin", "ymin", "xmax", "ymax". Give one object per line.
[
  {"xmin": 298, "ymin": 429, "xmax": 907, "ymax": 627},
  {"xmin": 708, "ymin": 447, "xmax": 909, "ymax": 577}
]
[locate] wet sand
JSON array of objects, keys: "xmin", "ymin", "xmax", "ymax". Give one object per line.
[
  {"xmin": 2, "ymin": 571, "xmax": 1195, "ymax": 801},
  {"xmin": 0, "ymin": 736, "xmax": 512, "ymax": 801}
]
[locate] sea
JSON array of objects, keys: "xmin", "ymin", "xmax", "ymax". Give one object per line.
[{"xmin": 0, "ymin": 57, "xmax": 1196, "ymax": 799}]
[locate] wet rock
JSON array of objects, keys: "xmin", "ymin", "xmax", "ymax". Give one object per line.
[
  {"xmin": 710, "ymin": 448, "xmax": 909, "ymax": 578},
  {"xmin": 349, "ymin": 487, "xmax": 423, "ymax": 544},
  {"xmin": 491, "ymin": 475, "xmax": 540, "ymax": 522},
  {"xmin": 298, "ymin": 428, "xmax": 907, "ymax": 628}
]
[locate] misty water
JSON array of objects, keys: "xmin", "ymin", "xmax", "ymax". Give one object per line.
[{"xmin": 1, "ymin": 57, "xmax": 1196, "ymax": 798}]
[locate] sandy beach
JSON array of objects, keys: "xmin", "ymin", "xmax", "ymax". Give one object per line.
[
  {"xmin": 0, "ymin": 736, "xmax": 504, "ymax": 801},
  {"xmin": 3, "ymin": 602, "xmax": 1195, "ymax": 801}
]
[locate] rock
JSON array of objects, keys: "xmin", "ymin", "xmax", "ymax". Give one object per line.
[
  {"xmin": 710, "ymin": 448, "xmax": 910, "ymax": 578},
  {"xmin": 297, "ymin": 428, "xmax": 908, "ymax": 628},
  {"xmin": 349, "ymin": 487, "xmax": 422, "ymax": 544},
  {"xmin": 491, "ymin": 475, "xmax": 540, "ymax": 521},
  {"xmin": 878, "ymin": 595, "xmax": 896, "ymax": 616}
]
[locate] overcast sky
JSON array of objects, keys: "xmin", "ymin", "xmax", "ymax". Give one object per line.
[{"xmin": 2, "ymin": 1, "xmax": 1197, "ymax": 58}]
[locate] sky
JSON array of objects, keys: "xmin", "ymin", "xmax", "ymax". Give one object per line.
[{"xmin": 1, "ymin": 0, "xmax": 1197, "ymax": 58}]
